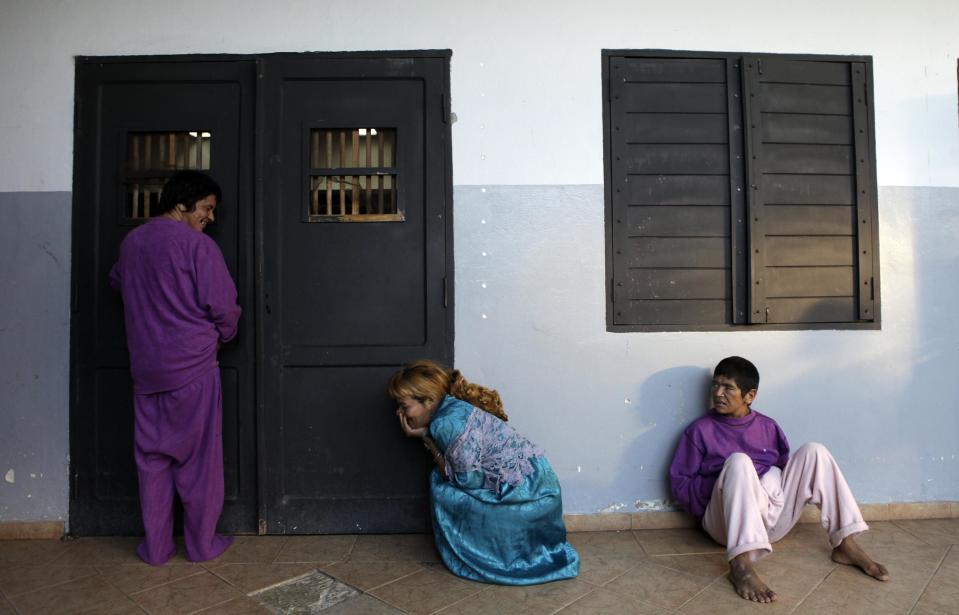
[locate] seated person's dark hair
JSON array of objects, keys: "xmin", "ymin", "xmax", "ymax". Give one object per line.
[
  {"xmin": 714, "ymin": 356, "xmax": 759, "ymax": 393},
  {"xmin": 155, "ymin": 171, "xmax": 222, "ymax": 216}
]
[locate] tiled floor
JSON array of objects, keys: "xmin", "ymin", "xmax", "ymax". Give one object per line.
[{"xmin": 1, "ymin": 519, "xmax": 957, "ymax": 614}]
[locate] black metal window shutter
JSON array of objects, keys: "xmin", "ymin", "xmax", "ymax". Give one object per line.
[{"xmin": 604, "ymin": 50, "xmax": 879, "ymax": 330}]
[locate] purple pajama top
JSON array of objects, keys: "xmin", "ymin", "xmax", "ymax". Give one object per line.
[
  {"xmin": 110, "ymin": 218, "xmax": 241, "ymax": 394},
  {"xmin": 669, "ymin": 409, "xmax": 790, "ymax": 517}
]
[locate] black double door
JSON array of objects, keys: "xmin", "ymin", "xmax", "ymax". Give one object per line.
[{"xmin": 70, "ymin": 53, "xmax": 452, "ymax": 535}]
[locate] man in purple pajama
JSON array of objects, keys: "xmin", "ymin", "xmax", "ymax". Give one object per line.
[
  {"xmin": 669, "ymin": 357, "xmax": 889, "ymax": 603},
  {"xmin": 110, "ymin": 171, "xmax": 241, "ymax": 566}
]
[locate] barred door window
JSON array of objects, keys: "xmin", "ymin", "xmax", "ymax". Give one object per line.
[
  {"xmin": 123, "ymin": 131, "xmax": 211, "ymax": 221},
  {"xmin": 603, "ymin": 51, "xmax": 879, "ymax": 331},
  {"xmin": 307, "ymin": 127, "xmax": 401, "ymax": 222}
]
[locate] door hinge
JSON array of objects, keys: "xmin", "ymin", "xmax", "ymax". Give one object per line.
[
  {"xmin": 71, "ymin": 279, "xmax": 79, "ymax": 313},
  {"xmin": 757, "ymin": 58, "xmax": 764, "ymax": 76},
  {"xmin": 443, "ymin": 276, "xmax": 448, "ymax": 308},
  {"xmin": 258, "ymin": 518, "xmax": 267, "ymax": 535},
  {"xmin": 441, "ymin": 92, "xmax": 449, "ymax": 124},
  {"xmin": 870, "ymin": 276, "xmax": 875, "ymax": 300},
  {"xmin": 610, "ymin": 278, "xmax": 615, "ymax": 305}
]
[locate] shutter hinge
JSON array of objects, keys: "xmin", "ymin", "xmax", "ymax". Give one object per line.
[{"xmin": 443, "ymin": 276, "xmax": 448, "ymax": 308}]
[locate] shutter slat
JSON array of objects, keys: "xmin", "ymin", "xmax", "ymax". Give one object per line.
[
  {"xmin": 626, "ymin": 205, "xmax": 728, "ymax": 237},
  {"xmin": 765, "ymin": 205, "xmax": 855, "ymax": 235},
  {"xmin": 623, "ymin": 58, "xmax": 726, "ymax": 82},
  {"xmin": 758, "ymin": 59, "xmax": 851, "ymax": 86},
  {"xmin": 625, "ymin": 269, "xmax": 729, "ymax": 300},
  {"xmin": 766, "ymin": 267, "xmax": 855, "ymax": 297},
  {"xmin": 625, "ymin": 113, "xmax": 728, "ymax": 144},
  {"xmin": 766, "ymin": 298, "xmax": 857, "ymax": 323},
  {"xmin": 762, "ymin": 144, "xmax": 853, "ymax": 175},
  {"xmin": 766, "ymin": 236, "xmax": 855, "ymax": 267},
  {"xmin": 762, "ymin": 174, "xmax": 855, "ymax": 205},
  {"xmin": 625, "ymin": 144, "xmax": 729, "ymax": 174},
  {"xmin": 617, "ymin": 300, "xmax": 730, "ymax": 325},
  {"xmin": 625, "ymin": 237, "xmax": 729, "ymax": 268},
  {"xmin": 762, "ymin": 114, "xmax": 852, "ymax": 145},
  {"xmin": 761, "ymin": 83, "xmax": 851, "ymax": 115},
  {"xmin": 622, "ymin": 83, "xmax": 727, "ymax": 113},
  {"xmin": 626, "ymin": 175, "xmax": 730, "ymax": 205}
]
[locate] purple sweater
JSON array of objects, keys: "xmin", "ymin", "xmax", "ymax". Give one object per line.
[
  {"xmin": 669, "ymin": 409, "xmax": 789, "ymax": 517},
  {"xmin": 110, "ymin": 218, "xmax": 241, "ymax": 394}
]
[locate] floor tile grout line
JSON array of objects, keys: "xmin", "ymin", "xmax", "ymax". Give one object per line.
[
  {"xmin": 594, "ymin": 561, "xmax": 641, "ymax": 588},
  {"xmin": 45, "ymin": 542, "xmax": 72, "ymax": 565},
  {"xmin": 360, "ymin": 564, "xmax": 431, "ymax": 593},
  {"xmin": 906, "ymin": 542, "xmax": 952, "ymax": 615},
  {"xmin": 785, "ymin": 565, "xmax": 835, "ymax": 615},
  {"xmin": 246, "ymin": 568, "xmax": 321, "ymax": 596},
  {"xmin": 891, "ymin": 520, "xmax": 938, "ymax": 547},
  {"xmin": 671, "ymin": 572, "xmax": 725, "ymax": 613},
  {"xmin": 75, "ymin": 594, "xmax": 150, "ymax": 615},
  {"xmin": 126, "ymin": 567, "xmax": 210, "ymax": 597},
  {"xmin": 546, "ymin": 586, "xmax": 599, "ymax": 615},
  {"xmin": 2, "ymin": 568, "xmax": 101, "ymax": 599},
  {"xmin": 425, "ymin": 581, "xmax": 493, "ymax": 615},
  {"xmin": 346, "ymin": 534, "xmax": 359, "ymax": 560},
  {"xmin": 547, "ymin": 584, "xmax": 604, "ymax": 614},
  {"xmin": 1, "ymin": 592, "xmax": 24, "ymax": 615}
]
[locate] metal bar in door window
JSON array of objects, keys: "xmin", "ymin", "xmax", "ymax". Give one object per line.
[{"xmin": 351, "ymin": 131, "xmax": 360, "ymax": 214}]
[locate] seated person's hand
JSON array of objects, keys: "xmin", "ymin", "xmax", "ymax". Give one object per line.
[{"xmin": 398, "ymin": 412, "xmax": 428, "ymax": 439}]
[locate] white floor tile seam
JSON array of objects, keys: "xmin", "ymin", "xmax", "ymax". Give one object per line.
[
  {"xmin": 2, "ymin": 569, "xmax": 102, "ymax": 599},
  {"xmin": 424, "ymin": 583, "xmax": 490, "ymax": 615},
  {"xmin": 906, "ymin": 543, "xmax": 954, "ymax": 615},
  {"xmin": 125, "ymin": 568, "xmax": 209, "ymax": 597},
  {"xmin": 784, "ymin": 566, "xmax": 835, "ymax": 615}
]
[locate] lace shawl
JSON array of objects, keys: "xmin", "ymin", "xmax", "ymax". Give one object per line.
[{"xmin": 443, "ymin": 407, "xmax": 544, "ymax": 493}]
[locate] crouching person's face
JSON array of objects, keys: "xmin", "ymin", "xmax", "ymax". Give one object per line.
[{"xmin": 711, "ymin": 376, "xmax": 755, "ymax": 418}]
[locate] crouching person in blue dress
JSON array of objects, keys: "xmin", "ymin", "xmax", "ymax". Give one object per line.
[{"xmin": 388, "ymin": 360, "xmax": 580, "ymax": 585}]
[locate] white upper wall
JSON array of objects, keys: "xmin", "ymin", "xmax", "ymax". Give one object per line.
[{"xmin": 0, "ymin": 0, "xmax": 956, "ymax": 191}]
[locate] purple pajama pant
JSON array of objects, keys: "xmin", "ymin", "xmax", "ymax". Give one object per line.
[
  {"xmin": 702, "ymin": 442, "xmax": 869, "ymax": 561},
  {"xmin": 133, "ymin": 368, "xmax": 233, "ymax": 565}
]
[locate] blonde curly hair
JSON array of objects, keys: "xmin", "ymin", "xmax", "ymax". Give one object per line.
[{"xmin": 387, "ymin": 360, "xmax": 508, "ymax": 421}]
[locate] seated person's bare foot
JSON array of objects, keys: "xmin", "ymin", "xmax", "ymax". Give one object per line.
[
  {"xmin": 831, "ymin": 535, "xmax": 890, "ymax": 581},
  {"xmin": 729, "ymin": 552, "xmax": 778, "ymax": 603}
]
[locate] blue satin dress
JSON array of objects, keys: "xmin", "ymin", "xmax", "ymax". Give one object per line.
[{"xmin": 428, "ymin": 396, "xmax": 580, "ymax": 585}]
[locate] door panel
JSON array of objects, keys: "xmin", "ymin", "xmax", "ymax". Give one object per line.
[
  {"xmin": 259, "ymin": 55, "xmax": 452, "ymax": 533},
  {"xmin": 70, "ymin": 60, "xmax": 257, "ymax": 534}
]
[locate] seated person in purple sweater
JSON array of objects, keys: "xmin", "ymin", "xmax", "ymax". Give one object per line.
[{"xmin": 669, "ymin": 356, "xmax": 889, "ymax": 603}]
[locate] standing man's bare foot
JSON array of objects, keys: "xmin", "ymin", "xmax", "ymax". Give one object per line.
[
  {"xmin": 729, "ymin": 552, "xmax": 778, "ymax": 603},
  {"xmin": 831, "ymin": 535, "xmax": 890, "ymax": 581}
]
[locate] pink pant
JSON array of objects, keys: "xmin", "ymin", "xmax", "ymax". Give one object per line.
[{"xmin": 702, "ymin": 443, "xmax": 869, "ymax": 561}]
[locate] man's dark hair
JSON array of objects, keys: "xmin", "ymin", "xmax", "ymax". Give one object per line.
[
  {"xmin": 155, "ymin": 171, "xmax": 222, "ymax": 215},
  {"xmin": 713, "ymin": 356, "xmax": 760, "ymax": 394}
]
